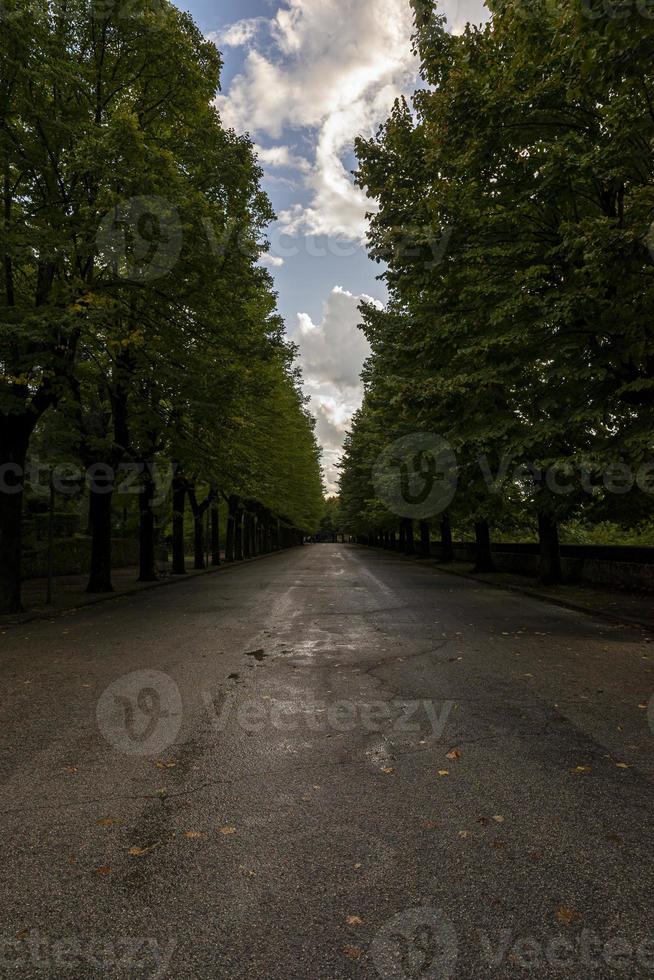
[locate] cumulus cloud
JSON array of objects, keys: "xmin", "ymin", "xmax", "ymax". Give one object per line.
[
  {"xmin": 217, "ymin": 0, "xmax": 487, "ymax": 240},
  {"xmin": 254, "ymin": 144, "xmax": 312, "ymax": 174},
  {"xmin": 295, "ymin": 286, "xmax": 379, "ymax": 490},
  {"xmin": 217, "ymin": 0, "xmax": 418, "ymax": 240},
  {"xmin": 259, "ymin": 252, "xmax": 285, "ymax": 268},
  {"xmin": 210, "ymin": 18, "xmax": 266, "ymax": 48}
]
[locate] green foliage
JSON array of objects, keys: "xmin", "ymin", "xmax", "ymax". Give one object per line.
[{"xmin": 340, "ymin": 0, "xmax": 654, "ymax": 546}]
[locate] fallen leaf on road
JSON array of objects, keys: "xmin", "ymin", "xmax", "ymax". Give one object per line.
[
  {"xmin": 95, "ymin": 865, "xmax": 112, "ymax": 875},
  {"xmin": 491, "ymin": 841, "xmax": 506, "ymax": 850},
  {"xmin": 155, "ymin": 760, "xmax": 176, "ymax": 770},
  {"xmin": 638, "ymin": 704, "xmax": 647, "ymax": 710},
  {"xmin": 239, "ymin": 866, "xmax": 256, "ymax": 877},
  {"xmin": 128, "ymin": 844, "xmax": 158, "ymax": 857},
  {"xmin": 422, "ymin": 820, "xmax": 438, "ymax": 830},
  {"xmin": 446, "ymin": 749, "xmax": 460, "ymax": 760},
  {"xmin": 15, "ymin": 929, "xmax": 29, "ymax": 940},
  {"xmin": 615, "ymin": 762, "xmax": 632, "ymax": 769},
  {"xmin": 381, "ymin": 767, "xmax": 395, "ymax": 774},
  {"xmin": 342, "ymin": 945, "xmax": 362, "ymax": 959},
  {"xmin": 63, "ymin": 766, "xmax": 78, "ymax": 775},
  {"xmin": 570, "ymin": 766, "xmax": 592, "ymax": 773},
  {"xmin": 477, "ymin": 816, "xmax": 491, "ymax": 826},
  {"xmin": 556, "ymin": 907, "xmax": 580, "ymax": 925},
  {"xmin": 96, "ymin": 817, "xmax": 123, "ymax": 827},
  {"xmin": 346, "ymin": 916, "xmax": 363, "ymax": 926},
  {"xmin": 492, "ymin": 815, "xmax": 505, "ymax": 823},
  {"xmin": 218, "ymin": 826, "xmax": 236, "ymax": 835},
  {"xmin": 184, "ymin": 831, "xmax": 204, "ymax": 839},
  {"xmin": 458, "ymin": 830, "xmax": 470, "ymax": 839},
  {"xmin": 353, "ymin": 863, "xmax": 362, "ymax": 870},
  {"xmin": 438, "ymin": 770, "xmax": 449, "ymax": 777}
]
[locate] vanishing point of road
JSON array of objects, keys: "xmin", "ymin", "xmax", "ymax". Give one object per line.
[{"xmin": 1, "ymin": 544, "xmax": 653, "ymax": 978}]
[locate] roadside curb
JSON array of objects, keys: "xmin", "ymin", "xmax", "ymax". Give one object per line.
[
  {"xmin": 0, "ymin": 549, "xmax": 289, "ymax": 630},
  {"xmin": 351, "ymin": 545, "xmax": 654, "ymax": 634}
]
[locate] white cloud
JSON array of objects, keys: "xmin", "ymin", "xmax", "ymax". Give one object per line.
[
  {"xmin": 294, "ymin": 286, "xmax": 379, "ymax": 490},
  {"xmin": 209, "ymin": 18, "xmax": 266, "ymax": 48},
  {"xmin": 254, "ymin": 144, "xmax": 312, "ymax": 174},
  {"xmin": 259, "ymin": 252, "xmax": 285, "ymax": 268},
  {"xmin": 217, "ymin": 0, "xmax": 488, "ymax": 240},
  {"xmin": 217, "ymin": 0, "xmax": 418, "ymax": 240}
]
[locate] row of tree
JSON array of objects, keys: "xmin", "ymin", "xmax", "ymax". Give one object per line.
[
  {"xmin": 339, "ymin": 0, "xmax": 654, "ymax": 582},
  {"xmin": 0, "ymin": 0, "xmax": 324, "ymax": 613}
]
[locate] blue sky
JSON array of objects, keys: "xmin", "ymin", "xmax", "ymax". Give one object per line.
[{"xmin": 174, "ymin": 0, "xmax": 486, "ymax": 489}]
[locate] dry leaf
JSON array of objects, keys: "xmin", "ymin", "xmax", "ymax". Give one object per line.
[
  {"xmin": 438, "ymin": 770, "xmax": 449, "ymax": 777},
  {"xmin": 381, "ymin": 767, "xmax": 395, "ymax": 774},
  {"xmin": 353, "ymin": 862, "xmax": 362, "ymax": 870},
  {"xmin": 342, "ymin": 945, "xmax": 362, "ymax": 960},
  {"xmin": 346, "ymin": 916, "xmax": 363, "ymax": 926},
  {"xmin": 615, "ymin": 762, "xmax": 632, "ymax": 769},
  {"xmin": 184, "ymin": 831, "xmax": 204, "ymax": 839},
  {"xmin": 218, "ymin": 826, "xmax": 236, "ymax": 835},
  {"xmin": 477, "ymin": 816, "xmax": 491, "ymax": 826},
  {"xmin": 570, "ymin": 766, "xmax": 592, "ymax": 773},
  {"xmin": 239, "ymin": 866, "xmax": 256, "ymax": 877},
  {"xmin": 446, "ymin": 749, "xmax": 461, "ymax": 760},
  {"xmin": 15, "ymin": 929, "xmax": 30, "ymax": 940},
  {"xmin": 556, "ymin": 907, "xmax": 580, "ymax": 925},
  {"xmin": 128, "ymin": 844, "xmax": 158, "ymax": 857},
  {"xmin": 64, "ymin": 766, "xmax": 78, "ymax": 775},
  {"xmin": 638, "ymin": 704, "xmax": 647, "ymax": 709},
  {"xmin": 95, "ymin": 865, "xmax": 112, "ymax": 875},
  {"xmin": 458, "ymin": 830, "xmax": 470, "ymax": 839},
  {"xmin": 155, "ymin": 760, "xmax": 176, "ymax": 770},
  {"xmin": 96, "ymin": 817, "xmax": 122, "ymax": 827},
  {"xmin": 492, "ymin": 815, "xmax": 505, "ymax": 823}
]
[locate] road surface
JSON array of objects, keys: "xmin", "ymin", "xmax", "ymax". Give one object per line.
[{"xmin": 1, "ymin": 544, "xmax": 653, "ymax": 978}]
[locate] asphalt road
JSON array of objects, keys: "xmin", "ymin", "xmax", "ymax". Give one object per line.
[{"xmin": 1, "ymin": 544, "xmax": 653, "ymax": 979}]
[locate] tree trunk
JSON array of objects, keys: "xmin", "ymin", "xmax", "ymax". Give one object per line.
[
  {"xmin": 474, "ymin": 519, "xmax": 495, "ymax": 573},
  {"xmin": 398, "ymin": 522, "xmax": 406, "ymax": 552},
  {"xmin": 404, "ymin": 518, "xmax": 415, "ymax": 556},
  {"xmin": 418, "ymin": 520, "xmax": 430, "ymax": 558},
  {"xmin": 211, "ymin": 503, "xmax": 221, "ymax": 566},
  {"xmin": 0, "ymin": 425, "xmax": 28, "ymax": 614},
  {"xmin": 172, "ymin": 475, "xmax": 186, "ymax": 575},
  {"xmin": 87, "ymin": 480, "xmax": 114, "ymax": 593},
  {"xmin": 243, "ymin": 512, "xmax": 251, "ymax": 559},
  {"xmin": 235, "ymin": 507, "xmax": 244, "ymax": 561},
  {"xmin": 138, "ymin": 473, "xmax": 157, "ymax": 582},
  {"xmin": 441, "ymin": 514, "xmax": 454, "ymax": 563},
  {"xmin": 0, "ymin": 474, "xmax": 25, "ymax": 614},
  {"xmin": 538, "ymin": 511, "xmax": 563, "ymax": 585}
]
